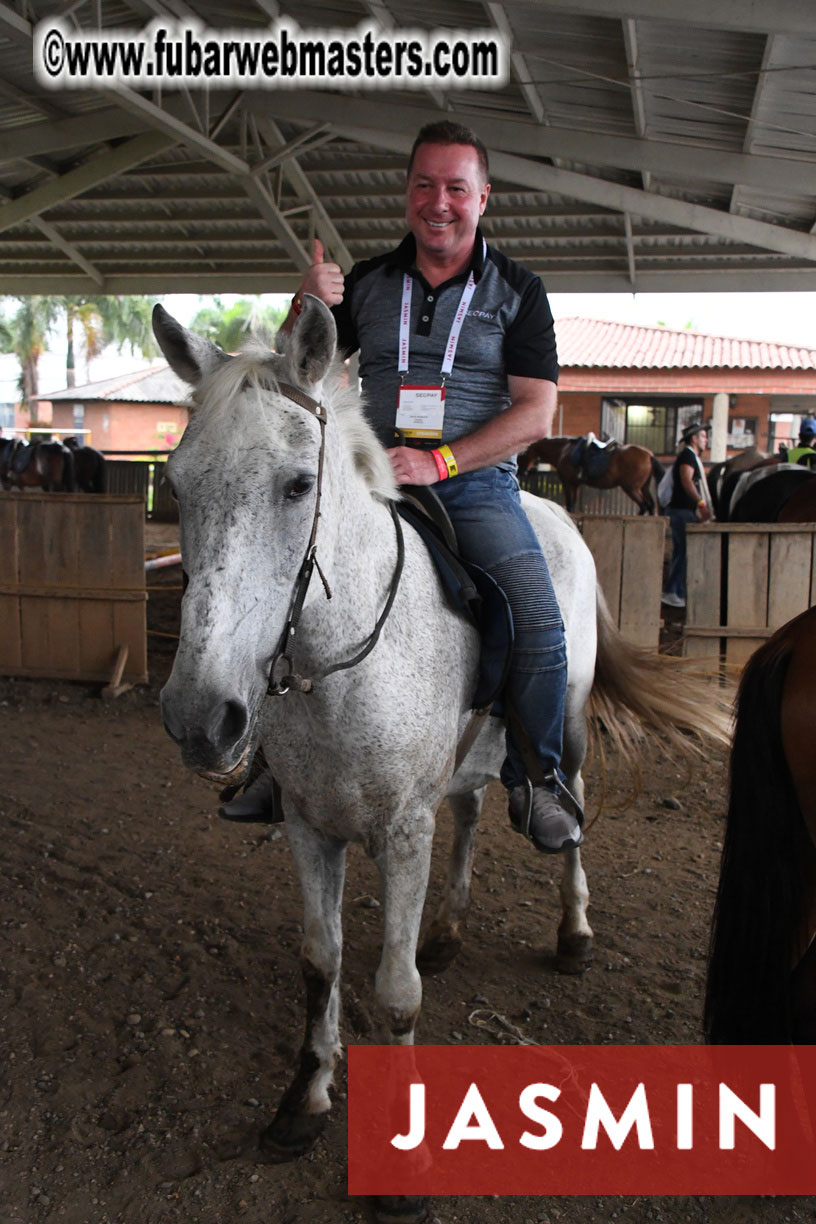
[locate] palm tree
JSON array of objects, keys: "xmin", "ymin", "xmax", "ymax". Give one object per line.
[
  {"xmin": 190, "ymin": 297, "xmax": 287, "ymax": 352},
  {"xmin": 63, "ymin": 295, "xmax": 158, "ymax": 387},
  {"xmin": 0, "ymin": 296, "xmax": 60, "ymax": 422},
  {"xmin": 1, "ymin": 296, "xmax": 159, "ymax": 419}
]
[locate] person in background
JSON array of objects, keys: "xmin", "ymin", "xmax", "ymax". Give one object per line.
[
  {"xmin": 786, "ymin": 418, "xmax": 816, "ymax": 467},
  {"xmin": 661, "ymin": 422, "xmax": 712, "ymax": 610}
]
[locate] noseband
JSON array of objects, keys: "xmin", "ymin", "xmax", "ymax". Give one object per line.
[{"xmin": 265, "ymin": 381, "xmax": 404, "ymax": 697}]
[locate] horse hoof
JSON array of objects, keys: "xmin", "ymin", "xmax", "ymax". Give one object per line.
[
  {"xmin": 416, "ymin": 932, "xmax": 462, "ymax": 976},
  {"xmin": 258, "ymin": 1109, "xmax": 328, "ymax": 1163},
  {"xmin": 370, "ymin": 1194, "xmax": 430, "ymax": 1224},
  {"xmin": 556, "ymin": 932, "xmax": 593, "ymax": 975}
]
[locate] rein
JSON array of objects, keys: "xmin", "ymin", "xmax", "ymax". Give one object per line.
[{"xmin": 265, "ymin": 380, "xmax": 405, "ymax": 697}]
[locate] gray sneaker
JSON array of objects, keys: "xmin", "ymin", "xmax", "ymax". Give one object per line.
[{"xmin": 508, "ymin": 782, "xmax": 584, "ymax": 854}]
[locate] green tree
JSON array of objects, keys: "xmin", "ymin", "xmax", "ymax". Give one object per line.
[
  {"xmin": 63, "ymin": 295, "xmax": 158, "ymax": 387},
  {"xmin": 0, "ymin": 296, "xmax": 60, "ymax": 421},
  {"xmin": 190, "ymin": 297, "xmax": 287, "ymax": 351},
  {"xmin": 0, "ymin": 296, "xmax": 159, "ymax": 419}
]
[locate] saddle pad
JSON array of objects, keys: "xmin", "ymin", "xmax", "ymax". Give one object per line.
[{"xmin": 395, "ymin": 498, "xmax": 513, "ymax": 709}]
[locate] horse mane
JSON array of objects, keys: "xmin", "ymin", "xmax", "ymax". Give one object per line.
[{"xmin": 191, "ymin": 340, "xmax": 398, "ymax": 504}]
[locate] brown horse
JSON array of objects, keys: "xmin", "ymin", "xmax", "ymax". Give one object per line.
[
  {"xmin": 518, "ymin": 435, "xmax": 663, "ymax": 514},
  {"xmin": 705, "ymin": 605, "xmax": 816, "ymax": 1042},
  {"xmin": 0, "ymin": 439, "xmax": 75, "ymax": 492},
  {"xmin": 64, "ymin": 436, "xmax": 107, "ymax": 493}
]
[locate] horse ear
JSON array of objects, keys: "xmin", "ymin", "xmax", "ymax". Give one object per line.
[
  {"xmin": 286, "ymin": 294, "xmax": 337, "ymax": 388},
  {"xmin": 152, "ymin": 304, "xmax": 229, "ymax": 386}
]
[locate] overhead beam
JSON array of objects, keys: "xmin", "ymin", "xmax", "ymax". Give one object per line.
[
  {"xmin": 7, "ymin": 269, "xmax": 816, "ymax": 295},
  {"xmin": 30, "ymin": 216, "xmax": 105, "ymax": 286},
  {"xmin": 252, "ymin": 116, "xmax": 353, "ymax": 270},
  {"xmin": 106, "ymin": 88, "xmax": 250, "ymax": 176},
  {"xmin": 523, "ymin": 0, "xmax": 816, "ymax": 38},
  {"xmin": 0, "ymin": 0, "xmax": 32, "ymax": 43},
  {"xmin": 319, "ymin": 120, "xmax": 816, "ymax": 264},
  {"xmin": 484, "ymin": 1, "xmax": 547, "ymax": 124},
  {"xmin": 0, "ymin": 131, "xmax": 175, "ymax": 235},
  {"xmin": 731, "ymin": 34, "xmax": 785, "ymax": 213},
  {"xmin": 0, "ymin": 108, "xmax": 148, "ymax": 162},
  {"xmin": 248, "ymin": 90, "xmax": 816, "ymax": 198},
  {"xmin": 101, "ymin": 91, "xmax": 310, "ymax": 268}
]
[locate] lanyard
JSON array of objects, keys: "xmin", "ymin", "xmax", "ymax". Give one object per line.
[{"xmin": 397, "ymin": 242, "xmax": 484, "ymax": 378}]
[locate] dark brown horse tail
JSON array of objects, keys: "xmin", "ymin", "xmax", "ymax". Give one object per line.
[
  {"xmin": 704, "ymin": 631, "xmax": 802, "ymax": 1042},
  {"xmin": 589, "ymin": 585, "xmax": 732, "ymax": 765},
  {"xmin": 651, "ymin": 454, "xmax": 665, "ymax": 482}
]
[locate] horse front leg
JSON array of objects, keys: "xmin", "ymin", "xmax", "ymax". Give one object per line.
[
  {"xmin": 260, "ymin": 817, "xmax": 346, "ymax": 1162},
  {"xmin": 375, "ymin": 814, "xmax": 435, "ymax": 1042},
  {"xmin": 417, "ymin": 787, "xmax": 485, "ymax": 975}
]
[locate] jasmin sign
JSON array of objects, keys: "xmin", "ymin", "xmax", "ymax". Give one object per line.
[{"xmin": 348, "ymin": 1045, "xmax": 816, "ymax": 1195}]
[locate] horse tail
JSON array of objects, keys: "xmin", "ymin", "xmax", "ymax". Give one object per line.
[
  {"xmin": 588, "ymin": 584, "xmax": 732, "ymax": 762},
  {"xmin": 650, "ymin": 454, "xmax": 665, "ymax": 482},
  {"xmin": 704, "ymin": 633, "xmax": 803, "ymax": 1042}
]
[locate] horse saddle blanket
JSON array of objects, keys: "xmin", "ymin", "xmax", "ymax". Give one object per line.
[
  {"xmin": 569, "ymin": 435, "xmax": 615, "ymax": 481},
  {"xmin": 396, "ymin": 489, "xmax": 513, "ymax": 710}
]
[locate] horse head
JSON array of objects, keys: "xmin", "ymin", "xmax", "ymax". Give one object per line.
[{"xmin": 152, "ymin": 297, "xmax": 342, "ymax": 780}]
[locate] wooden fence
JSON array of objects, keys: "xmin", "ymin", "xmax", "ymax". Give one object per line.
[
  {"xmin": 0, "ymin": 493, "xmax": 148, "ymax": 684},
  {"xmin": 573, "ymin": 513, "xmax": 666, "ymax": 649},
  {"xmin": 519, "ymin": 468, "xmax": 640, "ymax": 516},
  {"xmin": 105, "ymin": 459, "xmax": 177, "ymax": 522},
  {"xmin": 684, "ymin": 522, "xmax": 816, "ymax": 667}
]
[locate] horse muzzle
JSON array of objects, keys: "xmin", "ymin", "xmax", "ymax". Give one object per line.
[{"xmin": 160, "ymin": 688, "xmax": 254, "ymax": 775}]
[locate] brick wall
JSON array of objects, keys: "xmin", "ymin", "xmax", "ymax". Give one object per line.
[{"xmin": 47, "ymin": 400, "xmax": 188, "ymax": 452}]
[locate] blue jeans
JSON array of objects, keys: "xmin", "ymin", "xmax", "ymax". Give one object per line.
[
  {"xmin": 433, "ymin": 467, "xmax": 567, "ymax": 789},
  {"xmin": 666, "ymin": 508, "xmax": 697, "ymax": 600}
]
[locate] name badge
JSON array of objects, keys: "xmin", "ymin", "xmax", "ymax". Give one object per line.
[{"xmin": 395, "ymin": 384, "xmax": 445, "ymax": 440}]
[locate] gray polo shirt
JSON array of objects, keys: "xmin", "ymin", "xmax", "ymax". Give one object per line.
[{"xmin": 333, "ymin": 229, "xmax": 559, "ymax": 469}]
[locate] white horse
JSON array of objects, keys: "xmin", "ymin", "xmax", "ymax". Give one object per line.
[{"xmin": 153, "ymin": 300, "xmax": 729, "ymax": 1201}]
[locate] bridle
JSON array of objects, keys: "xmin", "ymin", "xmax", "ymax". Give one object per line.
[{"xmin": 265, "ymin": 381, "xmax": 405, "ymax": 697}]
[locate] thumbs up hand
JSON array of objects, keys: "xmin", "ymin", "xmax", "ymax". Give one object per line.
[{"xmin": 299, "ymin": 237, "xmax": 345, "ymax": 308}]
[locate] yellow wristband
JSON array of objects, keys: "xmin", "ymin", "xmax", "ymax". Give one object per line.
[{"xmin": 437, "ymin": 444, "xmax": 458, "ymax": 478}]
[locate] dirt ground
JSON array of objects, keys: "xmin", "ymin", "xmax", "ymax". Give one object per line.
[{"xmin": 1, "ymin": 524, "xmax": 813, "ymax": 1224}]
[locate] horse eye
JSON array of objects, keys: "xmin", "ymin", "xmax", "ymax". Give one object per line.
[{"xmin": 286, "ymin": 475, "xmax": 314, "ymax": 500}]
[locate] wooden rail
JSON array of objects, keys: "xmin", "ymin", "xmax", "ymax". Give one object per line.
[{"xmin": 0, "ymin": 493, "xmax": 147, "ymax": 684}]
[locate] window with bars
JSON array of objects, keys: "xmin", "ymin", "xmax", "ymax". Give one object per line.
[{"xmin": 601, "ymin": 398, "xmax": 704, "ymax": 453}]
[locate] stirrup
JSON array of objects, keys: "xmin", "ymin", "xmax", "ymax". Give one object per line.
[{"xmin": 511, "ymin": 776, "xmax": 534, "ymax": 839}]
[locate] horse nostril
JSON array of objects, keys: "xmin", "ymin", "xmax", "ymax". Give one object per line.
[{"xmin": 208, "ymin": 699, "xmax": 249, "ymax": 750}]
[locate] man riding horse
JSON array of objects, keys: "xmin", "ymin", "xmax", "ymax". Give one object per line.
[{"xmin": 227, "ymin": 120, "xmax": 582, "ymax": 855}]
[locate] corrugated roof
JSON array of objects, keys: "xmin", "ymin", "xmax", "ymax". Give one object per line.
[
  {"xmin": 556, "ymin": 317, "xmax": 816, "ymax": 371},
  {"xmin": 41, "ymin": 364, "xmax": 189, "ymax": 404},
  {"xmin": 2, "ymin": 3, "xmax": 816, "ymax": 294}
]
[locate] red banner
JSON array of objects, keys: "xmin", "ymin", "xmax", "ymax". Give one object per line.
[{"xmin": 348, "ymin": 1045, "xmax": 816, "ymax": 1195}]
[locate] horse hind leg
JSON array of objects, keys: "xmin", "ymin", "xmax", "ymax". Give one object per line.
[
  {"xmin": 259, "ymin": 819, "xmax": 346, "ymax": 1162},
  {"xmin": 417, "ymin": 786, "xmax": 485, "ymax": 975},
  {"xmin": 556, "ymin": 709, "xmax": 593, "ymax": 973}
]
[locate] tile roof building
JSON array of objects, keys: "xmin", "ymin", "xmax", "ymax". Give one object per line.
[
  {"xmin": 32, "ymin": 363, "xmax": 189, "ymax": 453},
  {"xmin": 552, "ymin": 318, "xmax": 816, "ymax": 457}
]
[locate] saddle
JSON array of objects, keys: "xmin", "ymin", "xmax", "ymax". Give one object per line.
[
  {"xmin": 568, "ymin": 433, "xmax": 616, "ymax": 481},
  {"xmin": 396, "ymin": 486, "xmax": 513, "ymax": 710}
]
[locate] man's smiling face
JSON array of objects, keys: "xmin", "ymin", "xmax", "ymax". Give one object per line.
[{"xmin": 405, "ymin": 142, "xmax": 490, "ymax": 272}]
